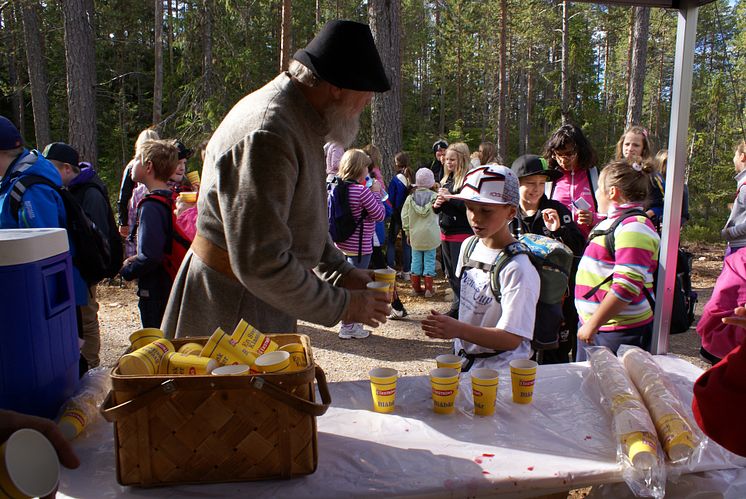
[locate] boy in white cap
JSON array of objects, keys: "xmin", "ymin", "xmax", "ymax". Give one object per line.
[
  {"xmin": 421, "ymin": 165, "xmax": 540, "ymax": 371},
  {"xmin": 401, "ymin": 167, "xmax": 440, "ymax": 297}
]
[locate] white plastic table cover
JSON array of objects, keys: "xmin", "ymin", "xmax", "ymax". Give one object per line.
[{"xmin": 58, "ymin": 355, "xmax": 746, "ymax": 498}]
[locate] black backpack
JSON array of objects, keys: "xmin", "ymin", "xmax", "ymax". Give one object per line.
[
  {"xmin": 9, "ymin": 175, "xmax": 113, "ymax": 285},
  {"xmin": 327, "ymin": 177, "xmax": 367, "ymax": 261},
  {"xmin": 68, "ymin": 181, "xmax": 124, "ymax": 280},
  {"xmin": 583, "ymin": 208, "xmax": 697, "ymax": 334}
]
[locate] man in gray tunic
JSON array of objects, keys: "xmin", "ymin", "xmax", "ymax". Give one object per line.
[{"xmin": 162, "ymin": 20, "xmax": 392, "ymax": 337}]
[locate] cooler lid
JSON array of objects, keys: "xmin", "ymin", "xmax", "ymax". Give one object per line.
[{"xmin": 0, "ymin": 228, "xmax": 69, "ymax": 266}]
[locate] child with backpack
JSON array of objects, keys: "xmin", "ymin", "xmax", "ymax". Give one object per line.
[
  {"xmin": 575, "ymin": 159, "xmax": 661, "ymax": 361},
  {"xmin": 331, "ymin": 149, "xmax": 386, "ymax": 339},
  {"xmin": 120, "ymin": 139, "xmax": 180, "ymax": 328},
  {"xmin": 421, "ymin": 165, "xmax": 540, "ymax": 372},
  {"xmin": 510, "ymin": 155, "xmax": 585, "ymax": 364},
  {"xmin": 401, "ymin": 168, "xmax": 440, "ymax": 297}
]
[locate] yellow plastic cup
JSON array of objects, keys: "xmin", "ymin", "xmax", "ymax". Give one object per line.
[
  {"xmin": 279, "ymin": 343, "xmax": 307, "ymax": 371},
  {"xmin": 373, "ymin": 268, "xmax": 396, "ymax": 284},
  {"xmin": 201, "ymin": 328, "xmax": 256, "ymax": 367},
  {"xmin": 186, "ymin": 170, "xmax": 200, "ymax": 185},
  {"xmin": 369, "ymin": 367, "xmax": 398, "ymax": 414},
  {"xmin": 231, "ymin": 319, "xmax": 278, "ymax": 357},
  {"xmin": 211, "ymin": 365, "xmax": 250, "ymax": 376},
  {"xmin": 510, "ymin": 359, "xmax": 537, "ymax": 404},
  {"xmin": 430, "ymin": 367, "xmax": 460, "ymax": 414},
  {"xmin": 436, "ymin": 354, "xmax": 463, "ymax": 372},
  {"xmin": 177, "ymin": 342, "xmax": 204, "ymax": 356},
  {"xmin": 159, "ymin": 352, "xmax": 217, "ymax": 375},
  {"xmin": 366, "ymin": 281, "xmax": 393, "ymax": 302},
  {"xmin": 471, "ymin": 368, "xmax": 499, "ymax": 416},
  {"xmin": 0, "ymin": 429, "xmax": 59, "ymax": 499},
  {"xmin": 128, "ymin": 328, "xmax": 164, "ymax": 351},
  {"xmin": 253, "ymin": 351, "xmax": 290, "ymax": 374},
  {"xmin": 119, "ymin": 338, "xmax": 175, "ymax": 375},
  {"xmin": 178, "ymin": 191, "xmax": 197, "ymax": 203}
]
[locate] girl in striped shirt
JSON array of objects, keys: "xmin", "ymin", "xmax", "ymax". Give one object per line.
[
  {"xmin": 574, "ymin": 159, "xmax": 660, "ymax": 361},
  {"xmin": 335, "ymin": 149, "xmax": 386, "ymax": 339}
]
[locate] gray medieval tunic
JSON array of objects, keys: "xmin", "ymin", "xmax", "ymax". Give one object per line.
[{"xmin": 162, "ymin": 73, "xmax": 354, "ymax": 337}]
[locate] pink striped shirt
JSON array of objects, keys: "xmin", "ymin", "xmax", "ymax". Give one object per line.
[{"xmin": 335, "ymin": 183, "xmax": 386, "ymax": 256}]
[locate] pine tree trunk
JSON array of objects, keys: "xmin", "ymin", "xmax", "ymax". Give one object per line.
[
  {"xmin": 435, "ymin": 6, "xmax": 444, "ymax": 136},
  {"xmin": 496, "ymin": 0, "xmax": 507, "ymax": 160},
  {"xmin": 368, "ymin": 0, "xmax": 402, "ymax": 182},
  {"xmin": 62, "ymin": 0, "xmax": 98, "ymax": 163},
  {"xmin": 626, "ymin": 6, "xmax": 650, "ymax": 128},
  {"xmin": 153, "ymin": 0, "xmax": 164, "ymax": 126},
  {"xmin": 20, "ymin": 0, "xmax": 50, "ymax": 149},
  {"xmin": 560, "ymin": 0, "xmax": 569, "ymax": 123},
  {"xmin": 280, "ymin": 0, "xmax": 292, "ymax": 71},
  {"xmin": 526, "ymin": 45, "xmax": 533, "ymax": 154},
  {"xmin": 5, "ymin": 4, "xmax": 24, "ymax": 131},
  {"xmin": 203, "ymin": 0, "xmax": 213, "ymax": 104},
  {"xmin": 603, "ymin": 28, "xmax": 610, "ymax": 112},
  {"xmin": 168, "ymin": 0, "xmax": 174, "ymax": 73}
]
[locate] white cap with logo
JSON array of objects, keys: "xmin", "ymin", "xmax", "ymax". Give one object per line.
[{"xmin": 445, "ymin": 165, "xmax": 519, "ymax": 207}]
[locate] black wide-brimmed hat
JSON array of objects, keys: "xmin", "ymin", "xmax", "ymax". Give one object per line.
[
  {"xmin": 511, "ymin": 154, "xmax": 563, "ymax": 182},
  {"xmin": 293, "ymin": 20, "xmax": 390, "ymax": 93}
]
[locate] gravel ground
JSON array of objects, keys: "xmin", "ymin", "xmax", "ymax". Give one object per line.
[{"xmin": 98, "ymin": 242, "xmax": 725, "ymax": 376}]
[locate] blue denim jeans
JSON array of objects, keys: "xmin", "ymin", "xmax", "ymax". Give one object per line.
[{"xmin": 411, "ymin": 248, "xmax": 436, "ymax": 276}]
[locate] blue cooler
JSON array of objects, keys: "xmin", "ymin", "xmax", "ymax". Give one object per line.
[{"xmin": 0, "ymin": 228, "xmax": 79, "ymax": 418}]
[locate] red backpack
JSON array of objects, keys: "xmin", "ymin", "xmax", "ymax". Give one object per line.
[{"xmin": 135, "ymin": 191, "xmax": 193, "ymax": 280}]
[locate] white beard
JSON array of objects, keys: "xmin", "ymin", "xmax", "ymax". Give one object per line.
[{"xmin": 324, "ymin": 101, "xmax": 361, "ymax": 148}]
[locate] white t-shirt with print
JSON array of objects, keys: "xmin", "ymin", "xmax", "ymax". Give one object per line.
[{"xmin": 454, "ymin": 238, "xmax": 540, "ymax": 371}]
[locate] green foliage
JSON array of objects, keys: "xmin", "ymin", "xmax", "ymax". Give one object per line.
[{"xmin": 0, "ymin": 0, "xmax": 744, "ymax": 241}]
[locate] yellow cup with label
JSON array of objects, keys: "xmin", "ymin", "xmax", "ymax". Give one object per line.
[
  {"xmin": 0, "ymin": 429, "xmax": 59, "ymax": 499},
  {"xmin": 366, "ymin": 281, "xmax": 393, "ymax": 302},
  {"xmin": 119, "ymin": 338, "xmax": 175, "ymax": 375},
  {"xmin": 186, "ymin": 170, "xmax": 200, "ymax": 185},
  {"xmin": 623, "ymin": 431, "xmax": 658, "ymax": 469},
  {"xmin": 373, "ymin": 268, "xmax": 396, "ymax": 284},
  {"xmin": 436, "ymin": 354, "xmax": 463, "ymax": 372},
  {"xmin": 177, "ymin": 342, "xmax": 204, "ymax": 356},
  {"xmin": 369, "ymin": 367, "xmax": 398, "ymax": 414},
  {"xmin": 430, "ymin": 367, "xmax": 460, "ymax": 414},
  {"xmin": 471, "ymin": 368, "xmax": 499, "ymax": 416},
  {"xmin": 211, "ymin": 365, "xmax": 250, "ymax": 376},
  {"xmin": 178, "ymin": 191, "xmax": 197, "ymax": 203},
  {"xmin": 231, "ymin": 319, "xmax": 278, "ymax": 357},
  {"xmin": 128, "ymin": 328, "xmax": 164, "ymax": 351},
  {"xmin": 160, "ymin": 352, "xmax": 217, "ymax": 375},
  {"xmin": 201, "ymin": 328, "xmax": 256, "ymax": 367},
  {"xmin": 279, "ymin": 343, "xmax": 307, "ymax": 371},
  {"xmin": 253, "ymin": 351, "xmax": 290, "ymax": 374},
  {"xmin": 510, "ymin": 359, "xmax": 537, "ymax": 404}
]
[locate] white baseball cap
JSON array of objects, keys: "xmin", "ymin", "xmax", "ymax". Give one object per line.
[{"xmin": 446, "ymin": 165, "xmax": 519, "ymax": 207}]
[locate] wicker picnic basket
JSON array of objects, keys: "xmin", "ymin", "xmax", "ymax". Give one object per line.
[{"xmin": 100, "ymin": 334, "xmax": 331, "ymax": 487}]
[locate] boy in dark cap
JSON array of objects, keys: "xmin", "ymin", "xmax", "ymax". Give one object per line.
[
  {"xmin": 163, "ymin": 20, "xmax": 392, "ymax": 338},
  {"xmin": 510, "ymin": 154, "xmax": 585, "ymax": 364},
  {"xmin": 429, "ymin": 139, "xmax": 448, "ymax": 183},
  {"xmin": 44, "ymin": 142, "xmax": 118, "ymax": 369}
]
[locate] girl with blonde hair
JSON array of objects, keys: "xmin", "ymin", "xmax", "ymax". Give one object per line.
[{"xmin": 433, "ymin": 142, "xmax": 474, "ymax": 318}]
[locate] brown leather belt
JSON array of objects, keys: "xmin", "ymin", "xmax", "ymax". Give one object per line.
[{"xmin": 191, "ymin": 233, "xmax": 237, "ymax": 280}]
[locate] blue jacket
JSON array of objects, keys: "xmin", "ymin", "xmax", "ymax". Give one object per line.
[
  {"xmin": 0, "ymin": 149, "xmax": 88, "ymax": 305},
  {"xmin": 387, "ymin": 174, "xmax": 410, "ymax": 213}
]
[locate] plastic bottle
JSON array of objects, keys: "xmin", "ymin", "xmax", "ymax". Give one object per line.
[{"xmin": 57, "ymin": 367, "xmax": 111, "ymax": 440}]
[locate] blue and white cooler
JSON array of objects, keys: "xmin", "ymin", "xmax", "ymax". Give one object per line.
[{"xmin": 0, "ymin": 228, "xmax": 79, "ymax": 418}]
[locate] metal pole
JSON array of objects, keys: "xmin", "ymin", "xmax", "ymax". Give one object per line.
[{"xmin": 652, "ymin": 5, "xmax": 698, "ymax": 354}]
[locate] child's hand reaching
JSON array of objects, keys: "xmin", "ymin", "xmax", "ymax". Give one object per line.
[
  {"xmin": 542, "ymin": 208, "xmax": 561, "ymax": 232},
  {"xmin": 577, "ymin": 322, "xmax": 597, "ymax": 344},
  {"xmin": 422, "ymin": 309, "xmax": 460, "ymax": 340},
  {"xmin": 722, "ymin": 305, "xmax": 746, "ymax": 329},
  {"xmin": 576, "ymin": 209, "xmax": 593, "ymax": 226}
]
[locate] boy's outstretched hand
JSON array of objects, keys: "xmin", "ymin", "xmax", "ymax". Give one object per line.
[
  {"xmin": 722, "ymin": 305, "xmax": 746, "ymax": 329},
  {"xmin": 422, "ymin": 309, "xmax": 460, "ymax": 340}
]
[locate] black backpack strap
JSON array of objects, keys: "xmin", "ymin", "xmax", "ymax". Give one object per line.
[
  {"xmin": 134, "ymin": 191, "xmax": 177, "ymax": 253},
  {"xmin": 489, "ymin": 242, "xmax": 529, "ymax": 302},
  {"xmin": 8, "ymin": 174, "xmax": 60, "ymax": 223},
  {"xmin": 456, "ymin": 348, "xmax": 507, "ymax": 373}
]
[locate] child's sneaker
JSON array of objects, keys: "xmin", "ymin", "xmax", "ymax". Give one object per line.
[
  {"xmin": 338, "ymin": 323, "xmax": 370, "ymax": 339},
  {"xmin": 401, "ymin": 271, "xmax": 411, "ymax": 281},
  {"xmin": 388, "ymin": 306, "xmax": 408, "ymax": 320}
]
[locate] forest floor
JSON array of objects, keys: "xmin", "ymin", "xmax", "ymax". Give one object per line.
[{"xmin": 95, "ymin": 241, "xmax": 726, "ymax": 499}]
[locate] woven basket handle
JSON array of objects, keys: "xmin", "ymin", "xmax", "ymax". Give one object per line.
[{"xmin": 100, "ymin": 365, "xmax": 332, "ymax": 422}]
